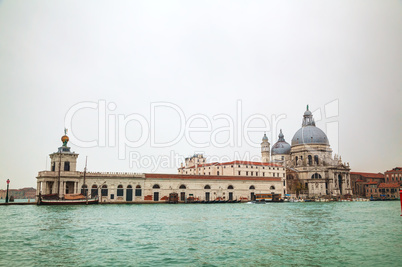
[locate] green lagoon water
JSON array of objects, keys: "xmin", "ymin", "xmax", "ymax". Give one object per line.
[{"xmin": 0, "ymin": 202, "xmax": 401, "ymax": 266}]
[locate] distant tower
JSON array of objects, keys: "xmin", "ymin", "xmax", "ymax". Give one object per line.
[
  {"xmin": 49, "ymin": 129, "xmax": 79, "ymax": 173},
  {"xmin": 261, "ymin": 133, "xmax": 270, "ymax": 162}
]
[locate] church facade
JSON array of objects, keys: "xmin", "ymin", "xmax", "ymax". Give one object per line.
[{"xmin": 271, "ymin": 106, "xmax": 352, "ymax": 197}]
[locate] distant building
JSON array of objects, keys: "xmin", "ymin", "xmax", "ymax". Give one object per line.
[
  {"xmin": 37, "ymin": 132, "xmax": 284, "ymax": 202},
  {"xmin": 350, "ymin": 172, "xmax": 385, "ymax": 197},
  {"xmin": 384, "ymin": 167, "xmax": 402, "ymax": 184},
  {"xmin": 178, "ymin": 154, "xmax": 286, "ymax": 198},
  {"xmin": 284, "ymin": 106, "xmax": 352, "ymax": 197},
  {"xmin": 355, "ymin": 168, "xmax": 401, "ymax": 200},
  {"xmin": 0, "ymin": 187, "xmax": 36, "ymax": 199}
]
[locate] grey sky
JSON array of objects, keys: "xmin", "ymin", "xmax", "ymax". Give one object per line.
[{"xmin": 0, "ymin": 0, "xmax": 401, "ymax": 189}]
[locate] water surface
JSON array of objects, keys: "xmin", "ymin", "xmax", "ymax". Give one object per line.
[{"xmin": 0, "ymin": 202, "xmax": 401, "ymax": 266}]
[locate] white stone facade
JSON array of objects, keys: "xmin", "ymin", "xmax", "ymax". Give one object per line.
[{"xmin": 36, "ymin": 144, "xmax": 284, "ymax": 202}]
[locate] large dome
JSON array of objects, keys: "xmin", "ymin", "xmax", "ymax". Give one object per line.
[
  {"xmin": 292, "ymin": 125, "xmax": 329, "ymax": 146},
  {"xmin": 272, "ymin": 130, "xmax": 291, "ymax": 155},
  {"xmin": 291, "ymin": 106, "xmax": 330, "ymax": 146}
]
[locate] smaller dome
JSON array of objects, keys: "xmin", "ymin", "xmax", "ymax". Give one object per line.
[{"xmin": 271, "ymin": 130, "xmax": 291, "ymax": 155}]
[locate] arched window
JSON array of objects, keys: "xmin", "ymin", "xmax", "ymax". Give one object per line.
[
  {"xmin": 179, "ymin": 184, "xmax": 186, "ymax": 189},
  {"xmin": 249, "ymin": 185, "xmax": 255, "ymax": 190},
  {"xmin": 91, "ymin": 184, "xmax": 98, "ymax": 197},
  {"xmin": 295, "ymin": 156, "xmax": 298, "ymax": 165},
  {"xmin": 81, "ymin": 184, "xmax": 88, "ymax": 196},
  {"xmin": 311, "ymin": 173, "xmax": 322, "ymax": 179},
  {"xmin": 117, "ymin": 184, "xmax": 124, "ymax": 197},
  {"xmin": 101, "ymin": 184, "xmax": 108, "ymax": 196},
  {"xmin": 228, "ymin": 185, "xmax": 234, "ymax": 190},
  {"xmin": 308, "ymin": 155, "xmax": 312, "ymax": 166},
  {"xmin": 127, "ymin": 185, "xmax": 132, "ymax": 188},
  {"xmin": 153, "ymin": 184, "xmax": 160, "ymax": 189},
  {"xmin": 204, "ymin": 185, "xmax": 211, "ymax": 190},
  {"xmin": 135, "ymin": 185, "xmax": 142, "ymax": 196},
  {"xmin": 270, "ymin": 185, "xmax": 275, "ymax": 190},
  {"xmin": 314, "ymin": 155, "xmax": 319, "ymax": 165}
]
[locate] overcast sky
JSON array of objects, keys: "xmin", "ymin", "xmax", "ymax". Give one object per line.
[{"xmin": 1, "ymin": 0, "xmax": 401, "ymax": 189}]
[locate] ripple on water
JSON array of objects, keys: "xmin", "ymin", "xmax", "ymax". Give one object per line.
[{"xmin": 0, "ymin": 202, "xmax": 401, "ymax": 266}]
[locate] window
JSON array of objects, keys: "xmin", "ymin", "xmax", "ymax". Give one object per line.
[
  {"xmin": 270, "ymin": 185, "xmax": 275, "ymax": 190},
  {"xmin": 135, "ymin": 185, "xmax": 142, "ymax": 196},
  {"xmin": 256, "ymin": 172, "xmax": 258, "ymax": 176},
  {"xmin": 117, "ymin": 185, "xmax": 124, "ymax": 196},
  {"xmin": 204, "ymin": 185, "xmax": 211, "ymax": 190},
  {"xmin": 101, "ymin": 185, "xmax": 108, "ymax": 196},
  {"xmin": 64, "ymin": 161, "xmax": 70, "ymax": 171},
  {"xmin": 238, "ymin": 171, "xmax": 241, "ymax": 175},
  {"xmin": 217, "ymin": 171, "xmax": 220, "ymax": 175},
  {"xmin": 308, "ymin": 155, "xmax": 312, "ymax": 166},
  {"xmin": 153, "ymin": 184, "xmax": 160, "ymax": 189},
  {"xmin": 81, "ymin": 184, "xmax": 88, "ymax": 196},
  {"xmin": 251, "ymin": 172, "xmax": 253, "ymax": 176},
  {"xmin": 91, "ymin": 184, "xmax": 98, "ymax": 197},
  {"xmin": 314, "ymin": 155, "xmax": 319, "ymax": 165},
  {"xmin": 311, "ymin": 173, "xmax": 322, "ymax": 179},
  {"xmin": 51, "ymin": 162, "xmax": 55, "ymax": 171},
  {"xmin": 249, "ymin": 185, "xmax": 255, "ymax": 190},
  {"xmin": 263, "ymin": 173, "xmax": 265, "ymax": 177},
  {"xmin": 179, "ymin": 184, "xmax": 186, "ymax": 189},
  {"xmin": 246, "ymin": 171, "xmax": 248, "ymax": 175},
  {"xmin": 228, "ymin": 185, "xmax": 234, "ymax": 190}
]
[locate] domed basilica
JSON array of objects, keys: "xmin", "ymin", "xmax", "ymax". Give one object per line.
[{"xmin": 268, "ymin": 106, "xmax": 352, "ymax": 197}]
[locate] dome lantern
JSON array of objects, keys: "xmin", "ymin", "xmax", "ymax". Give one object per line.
[{"xmin": 292, "ymin": 106, "xmax": 329, "ymax": 146}]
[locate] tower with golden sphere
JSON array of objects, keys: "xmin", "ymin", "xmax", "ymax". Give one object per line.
[{"xmin": 49, "ymin": 129, "xmax": 79, "ymax": 173}]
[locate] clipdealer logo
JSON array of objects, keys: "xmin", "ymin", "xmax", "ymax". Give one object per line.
[
  {"xmin": 64, "ymin": 100, "xmax": 287, "ymax": 159},
  {"xmin": 63, "ymin": 99, "xmax": 340, "ymax": 170}
]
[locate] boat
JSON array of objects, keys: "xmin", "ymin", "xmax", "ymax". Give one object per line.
[{"xmin": 38, "ymin": 193, "xmax": 99, "ymax": 205}]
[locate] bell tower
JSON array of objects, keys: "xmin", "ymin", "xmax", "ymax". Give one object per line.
[{"xmin": 261, "ymin": 133, "xmax": 270, "ymax": 162}]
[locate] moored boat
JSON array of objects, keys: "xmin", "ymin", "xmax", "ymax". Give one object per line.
[{"xmin": 38, "ymin": 193, "xmax": 98, "ymax": 205}]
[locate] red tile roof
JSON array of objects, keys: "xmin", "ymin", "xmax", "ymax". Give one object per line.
[
  {"xmin": 385, "ymin": 167, "xmax": 402, "ymax": 173},
  {"xmin": 378, "ymin": 183, "xmax": 400, "ymax": 188},
  {"xmin": 367, "ymin": 181, "xmax": 379, "ymax": 185},
  {"xmin": 350, "ymin": 172, "xmax": 384, "ymax": 179},
  {"xmin": 145, "ymin": 173, "xmax": 281, "ymax": 181},
  {"xmin": 356, "ymin": 179, "xmax": 364, "ymax": 183},
  {"xmin": 180, "ymin": 160, "xmax": 283, "ymax": 169}
]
